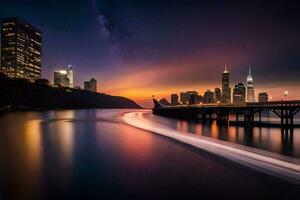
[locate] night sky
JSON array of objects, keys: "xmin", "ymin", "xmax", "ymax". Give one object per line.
[{"xmin": 1, "ymin": 0, "xmax": 300, "ymax": 107}]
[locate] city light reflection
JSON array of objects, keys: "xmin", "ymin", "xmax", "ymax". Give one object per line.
[
  {"xmin": 48, "ymin": 110, "xmax": 75, "ymax": 167},
  {"xmin": 111, "ymin": 123, "xmax": 154, "ymax": 166},
  {"xmin": 24, "ymin": 119, "xmax": 42, "ymax": 172},
  {"xmin": 123, "ymin": 111, "xmax": 300, "ymax": 184}
]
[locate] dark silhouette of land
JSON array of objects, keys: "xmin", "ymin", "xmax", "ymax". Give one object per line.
[{"xmin": 0, "ymin": 73, "xmax": 141, "ymax": 111}]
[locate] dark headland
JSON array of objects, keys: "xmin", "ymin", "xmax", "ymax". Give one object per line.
[{"xmin": 0, "ymin": 73, "xmax": 141, "ymax": 111}]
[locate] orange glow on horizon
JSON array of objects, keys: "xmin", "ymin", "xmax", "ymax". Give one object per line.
[
  {"xmin": 98, "ymin": 62, "xmax": 300, "ymax": 108},
  {"xmin": 103, "ymin": 84, "xmax": 300, "ymax": 108}
]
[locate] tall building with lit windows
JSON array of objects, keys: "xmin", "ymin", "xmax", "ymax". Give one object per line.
[
  {"xmin": 233, "ymin": 83, "xmax": 246, "ymax": 104},
  {"xmin": 214, "ymin": 87, "xmax": 221, "ymax": 102},
  {"xmin": 54, "ymin": 70, "xmax": 70, "ymax": 87},
  {"xmin": 1, "ymin": 17, "xmax": 42, "ymax": 80},
  {"xmin": 246, "ymin": 67, "xmax": 255, "ymax": 102},
  {"xmin": 66, "ymin": 65, "xmax": 74, "ymax": 88},
  {"xmin": 54, "ymin": 65, "xmax": 74, "ymax": 88},
  {"xmin": 221, "ymin": 65, "xmax": 231, "ymax": 103}
]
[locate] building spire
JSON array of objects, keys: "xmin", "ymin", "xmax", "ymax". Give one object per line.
[
  {"xmin": 248, "ymin": 65, "xmax": 251, "ymax": 75},
  {"xmin": 224, "ymin": 64, "xmax": 228, "ymax": 73}
]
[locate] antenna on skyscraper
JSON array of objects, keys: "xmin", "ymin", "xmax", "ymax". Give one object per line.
[
  {"xmin": 249, "ymin": 65, "xmax": 251, "ymax": 75},
  {"xmin": 224, "ymin": 64, "xmax": 228, "ymax": 73}
]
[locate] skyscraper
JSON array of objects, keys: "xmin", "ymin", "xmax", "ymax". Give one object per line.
[
  {"xmin": 233, "ymin": 83, "xmax": 246, "ymax": 104},
  {"xmin": 84, "ymin": 81, "xmax": 90, "ymax": 91},
  {"xmin": 246, "ymin": 67, "xmax": 255, "ymax": 102},
  {"xmin": 54, "ymin": 70, "xmax": 70, "ymax": 87},
  {"xmin": 203, "ymin": 90, "xmax": 214, "ymax": 103},
  {"xmin": 84, "ymin": 78, "xmax": 98, "ymax": 92},
  {"xmin": 1, "ymin": 17, "xmax": 42, "ymax": 80},
  {"xmin": 53, "ymin": 65, "xmax": 74, "ymax": 88},
  {"xmin": 89, "ymin": 78, "xmax": 97, "ymax": 92},
  {"xmin": 258, "ymin": 92, "xmax": 268, "ymax": 102},
  {"xmin": 221, "ymin": 65, "xmax": 231, "ymax": 103},
  {"xmin": 214, "ymin": 87, "xmax": 221, "ymax": 102},
  {"xmin": 171, "ymin": 94, "xmax": 179, "ymax": 105},
  {"xmin": 186, "ymin": 91, "xmax": 198, "ymax": 103},
  {"xmin": 180, "ymin": 92, "xmax": 188, "ymax": 104},
  {"xmin": 189, "ymin": 93, "xmax": 199, "ymax": 104},
  {"xmin": 66, "ymin": 65, "xmax": 74, "ymax": 88}
]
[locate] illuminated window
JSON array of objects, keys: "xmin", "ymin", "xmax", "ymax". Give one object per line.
[
  {"xmin": 3, "ymin": 22, "xmax": 16, "ymax": 26},
  {"xmin": 5, "ymin": 33, "xmax": 15, "ymax": 37}
]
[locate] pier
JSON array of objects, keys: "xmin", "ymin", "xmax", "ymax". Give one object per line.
[{"xmin": 152, "ymin": 99, "xmax": 300, "ymax": 128}]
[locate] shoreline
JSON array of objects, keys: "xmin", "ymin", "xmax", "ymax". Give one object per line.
[{"xmin": 0, "ymin": 105, "xmax": 143, "ymax": 114}]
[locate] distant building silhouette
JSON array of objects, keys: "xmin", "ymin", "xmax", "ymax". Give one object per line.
[
  {"xmin": 84, "ymin": 81, "xmax": 90, "ymax": 90},
  {"xmin": 233, "ymin": 83, "xmax": 246, "ymax": 104},
  {"xmin": 189, "ymin": 93, "xmax": 199, "ymax": 104},
  {"xmin": 186, "ymin": 91, "xmax": 198, "ymax": 104},
  {"xmin": 258, "ymin": 92, "xmax": 268, "ymax": 102},
  {"xmin": 1, "ymin": 17, "xmax": 42, "ymax": 81},
  {"xmin": 214, "ymin": 87, "xmax": 221, "ymax": 102},
  {"xmin": 84, "ymin": 78, "xmax": 97, "ymax": 92},
  {"xmin": 180, "ymin": 91, "xmax": 199, "ymax": 104},
  {"xmin": 171, "ymin": 94, "xmax": 179, "ymax": 105},
  {"xmin": 247, "ymin": 67, "xmax": 255, "ymax": 102},
  {"xmin": 90, "ymin": 78, "xmax": 97, "ymax": 92},
  {"xmin": 197, "ymin": 95, "xmax": 203, "ymax": 103},
  {"xmin": 180, "ymin": 92, "xmax": 188, "ymax": 104},
  {"xmin": 203, "ymin": 90, "xmax": 214, "ymax": 103},
  {"xmin": 221, "ymin": 65, "xmax": 231, "ymax": 103}
]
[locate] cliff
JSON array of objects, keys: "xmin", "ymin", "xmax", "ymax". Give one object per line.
[{"xmin": 0, "ymin": 73, "xmax": 141, "ymax": 110}]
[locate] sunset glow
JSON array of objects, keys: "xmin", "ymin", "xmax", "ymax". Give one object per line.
[{"xmin": 1, "ymin": 1, "xmax": 299, "ymax": 108}]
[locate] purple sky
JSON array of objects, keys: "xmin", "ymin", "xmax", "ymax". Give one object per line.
[{"xmin": 1, "ymin": 0, "xmax": 300, "ymax": 107}]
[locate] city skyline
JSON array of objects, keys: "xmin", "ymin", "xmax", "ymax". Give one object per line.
[
  {"xmin": 1, "ymin": 1, "xmax": 300, "ymax": 107},
  {"xmin": 167, "ymin": 66, "xmax": 268, "ymax": 106}
]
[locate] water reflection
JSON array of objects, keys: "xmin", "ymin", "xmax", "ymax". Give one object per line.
[
  {"xmin": 117, "ymin": 124, "xmax": 154, "ymax": 165},
  {"xmin": 24, "ymin": 119, "xmax": 42, "ymax": 173},
  {"xmin": 228, "ymin": 126, "xmax": 237, "ymax": 143},
  {"xmin": 0, "ymin": 112, "xmax": 44, "ymax": 199},
  {"xmin": 281, "ymin": 129, "xmax": 294, "ymax": 156},
  {"xmin": 0, "ymin": 109, "xmax": 300, "ymax": 199},
  {"xmin": 177, "ymin": 121, "xmax": 188, "ymax": 132},
  {"xmin": 94, "ymin": 115, "xmax": 155, "ymax": 166},
  {"xmin": 44, "ymin": 110, "xmax": 75, "ymax": 167},
  {"xmin": 144, "ymin": 113, "xmax": 300, "ymax": 158}
]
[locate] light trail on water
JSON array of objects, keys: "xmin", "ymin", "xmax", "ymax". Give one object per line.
[{"xmin": 122, "ymin": 111, "xmax": 300, "ymax": 185}]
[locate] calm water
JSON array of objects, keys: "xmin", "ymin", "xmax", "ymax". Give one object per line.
[
  {"xmin": 0, "ymin": 109, "xmax": 299, "ymax": 199},
  {"xmin": 143, "ymin": 112, "xmax": 300, "ymax": 158}
]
